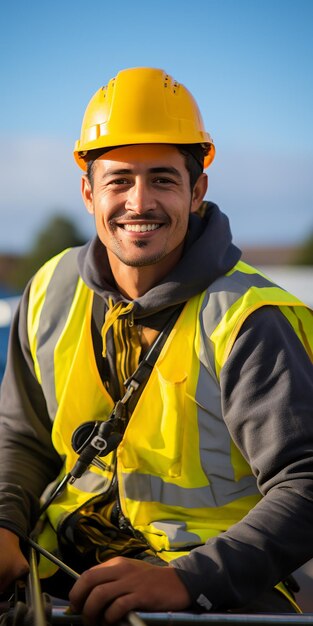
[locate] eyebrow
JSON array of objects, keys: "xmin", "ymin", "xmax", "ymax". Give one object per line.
[{"xmin": 101, "ymin": 166, "xmax": 183, "ymax": 180}]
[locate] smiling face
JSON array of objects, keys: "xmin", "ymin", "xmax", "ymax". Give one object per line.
[{"xmin": 81, "ymin": 144, "xmax": 207, "ymax": 280}]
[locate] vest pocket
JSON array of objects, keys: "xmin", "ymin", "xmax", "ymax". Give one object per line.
[
  {"xmin": 121, "ymin": 367, "xmax": 187, "ymax": 478},
  {"xmin": 157, "ymin": 368, "xmax": 187, "ymax": 477}
]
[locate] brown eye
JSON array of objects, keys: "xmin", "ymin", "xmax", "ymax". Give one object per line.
[
  {"xmin": 109, "ymin": 178, "xmax": 130, "ymax": 185},
  {"xmin": 153, "ymin": 177, "xmax": 174, "ymax": 184}
]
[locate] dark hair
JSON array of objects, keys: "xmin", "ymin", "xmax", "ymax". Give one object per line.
[
  {"xmin": 85, "ymin": 143, "xmax": 206, "ymax": 191},
  {"xmin": 176, "ymin": 144, "xmax": 205, "ymax": 190}
]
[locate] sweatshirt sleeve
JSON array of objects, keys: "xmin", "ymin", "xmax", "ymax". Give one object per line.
[
  {"xmin": 0, "ymin": 282, "xmax": 63, "ymax": 538},
  {"xmin": 172, "ymin": 305, "xmax": 313, "ymax": 610}
]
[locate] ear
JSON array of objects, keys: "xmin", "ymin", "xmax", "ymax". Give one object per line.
[
  {"xmin": 190, "ymin": 173, "xmax": 208, "ymax": 214},
  {"xmin": 81, "ymin": 175, "xmax": 94, "ymax": 215}
]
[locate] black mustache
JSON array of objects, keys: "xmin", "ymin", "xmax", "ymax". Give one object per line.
[{"xmin": 110, "ymin": 212, "xmax": 168, "ymax": 223}]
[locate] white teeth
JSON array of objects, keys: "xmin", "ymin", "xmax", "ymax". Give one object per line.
[{"xmin": 123, "ymin": 223, "xmax": 160, "ymax": 232}]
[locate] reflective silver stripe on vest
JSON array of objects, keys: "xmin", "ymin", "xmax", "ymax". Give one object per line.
[
  {"xmin": 122, "ymin": 470, "xmax": 258, "ymax": 508},
  {"xmin": 198, "ymin": 269, "xmax": 279, "ymax": 378},
  {"xmin": 203, "ymin": 269, "xmax": 280, "ymax": 337},
  {"xmin": 74, "ymin": 470, "xmax": 112, "ymax": 494},
  {"xmin": 195, "ymin": 270, "xmax": 280, "ymax": 505},
  {"xmin": 36, "ymin": 248, "xmax": 81, "ymax": 420},
  {"xmin": 153, "ymin": 520, "xmax": 201, "ymax": 546}
]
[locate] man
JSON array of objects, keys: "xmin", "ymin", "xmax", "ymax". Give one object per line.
[{"xmin": 0, "ymin": 67, "xmax": 313, "ymax": 624}]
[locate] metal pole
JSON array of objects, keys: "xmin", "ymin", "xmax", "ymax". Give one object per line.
[
  {"xmin": 135, "ymin": 611, "xmax": 313, "ymax": 625},
  {"xmin": 26, "ymin": 546, "xmax": 48, "ymax": 626}
]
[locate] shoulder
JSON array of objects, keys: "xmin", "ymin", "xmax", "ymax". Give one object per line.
[
  {"xmin": 27, "ymin": 247, "xmax": 90, "ymax": 335},
  {"xmin": 31, "ymin": 247, "xmax": 82, "ymax": 291}
]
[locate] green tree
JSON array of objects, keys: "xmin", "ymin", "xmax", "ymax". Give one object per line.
[
  {"xmin": 12, "ymin": 214, "xmax": 87, "ymax": 290},
  {"xmin": 294, "ymin": 229, "xmax": 313, "ymax": 265}
]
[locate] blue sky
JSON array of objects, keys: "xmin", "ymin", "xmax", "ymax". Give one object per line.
[{"xmin": 1, "ymin": 0, "xmax": 312, "ymax": 253}]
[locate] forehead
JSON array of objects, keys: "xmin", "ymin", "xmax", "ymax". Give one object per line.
[{"xmin": 95, "ymin": 144, "xmax": 187, "ymax": 171}]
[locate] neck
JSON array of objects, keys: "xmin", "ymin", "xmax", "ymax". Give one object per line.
[{"xmin": 108, "ymin": 246, "xmax": 183, "ymax": 299}]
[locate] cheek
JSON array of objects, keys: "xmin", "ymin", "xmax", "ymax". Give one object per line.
[
  {"xmin": 94, "ymin": 203, "xmax": 109, "ymax": 225},
  {"xmin": 175, "ymin": 208, "xmax": 189, "ymax": 232},
  {"xmin": 94, "ymin": 211, "xmax": 109, "ymax": 239}
]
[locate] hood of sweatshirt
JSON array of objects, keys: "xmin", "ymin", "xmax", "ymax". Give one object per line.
[{"xmin": 77, "ymin": 201, "xmax": 241, "ymax": 324}]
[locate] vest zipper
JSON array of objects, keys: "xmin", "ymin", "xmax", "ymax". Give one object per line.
[{"xmin": 114, "ymin": 496, "xmax": 150, "ymax": 545}]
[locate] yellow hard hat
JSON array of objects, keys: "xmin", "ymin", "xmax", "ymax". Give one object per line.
[{"xmin": 73, "ymin": 67, "xmax": 215, "ymax": 171}]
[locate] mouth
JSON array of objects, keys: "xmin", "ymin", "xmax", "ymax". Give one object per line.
[
  {"xmin": 111, "ymin": 218, "xmax": 165, "ymax": 235},
  {"xmin": 123, "ymin": 223, "xmax": 161, "ymax": 233}
]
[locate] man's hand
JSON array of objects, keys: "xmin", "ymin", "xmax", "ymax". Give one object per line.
[
  {"xmin": 0, "ymin": 528, "xmax": 29, "ymax": 592},
  {"xmin": 69, "ymin": 556, "xmax": 191, "ymax": 624}
]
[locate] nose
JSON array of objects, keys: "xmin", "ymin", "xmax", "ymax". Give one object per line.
[{"xmin": 125, "ymin": 179, "xmax": 156, "ymax": 214}]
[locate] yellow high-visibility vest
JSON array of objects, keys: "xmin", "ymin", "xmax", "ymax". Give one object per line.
[{"xmin": 28, "ymin": 248, "xmax": 312, "ymax": 612}]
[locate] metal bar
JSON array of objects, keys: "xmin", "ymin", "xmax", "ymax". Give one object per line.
[
  {"xmin": 135, "ymin": 612, "xmax": 313, "ymax": 625},
  {"xmin": 127, "ymin": 611, "xmax": 148, "ymax": 626},
  {"xmin": 45, "ymin": 609, "xmax": 313, "ymax": 626},
  {"xmin": 27, "ymin": 538, "xmax": 80, "ymax": 581},
  {"xmin": 26, "ymin": 546, "xmax": 48, "ymax": 626}
]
